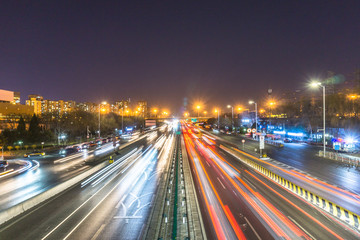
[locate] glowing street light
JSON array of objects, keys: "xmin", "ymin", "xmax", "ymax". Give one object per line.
[
  {"xmin": 196, "ymin": 105, "xmax": 201, "ymax": 117},
  {"xmin": 227, "ymin": 105, "xmax": 234, "ymax": 131},
  {"xmin": 310, "ymin": 80, "xmax": 326, "ymax": 156},
  {"xmin": 121, "ymin": 105, "xmax": 128, "ymax": 134},
  {"xmin": 249, "ymin": 100, "xmax": 258, "ymax": 133},
  {"xmin": 214, "ymin": 109, "xmax": 220, "ymax": 130},
  {"xmin": 98, "ymin": 101, "xmax": 107, "ymax": 138},
  {"xmin": 348, "ymin": 94, "xmax": 359, "ymax": 116}
]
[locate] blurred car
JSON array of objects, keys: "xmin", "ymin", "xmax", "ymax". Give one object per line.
[
  {"xmin": 81, "ymin": 143, "xmax": 89, "ymax": 149},
  {"xmin": 59, "ymin": 147, "xmax": 79, "ymax": 156},
  {"xmin": 24, "ymin": 151, "xmax": 46, "ymax": 158},
  {"xmin": 284, "ymin": 138, "xmax": 293, "ymax": 143},
  {"xmin": 0, "ymin": 160, "xmax": 8, "ymax": 169}
]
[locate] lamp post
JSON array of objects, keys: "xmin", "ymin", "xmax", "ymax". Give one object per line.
[
  {"xmin": 98, "ymin": 101, "xmax": 107, "ymax": 139},
  {"xmin": 227, "ymin": 105, "xmax": 234, "ymax": 132},
  {"xmin": 310, "ymin": 81, "xmax": 326, "ymax": 157},
  {"xmin": 215, "ymin": 109, "xmax": 220, "ymax": 130},
  {"xmin": 0, "ymin": 146, "xmax": 3, "ymax": 161},
  {"xmin": 249, "ymin": 101, "xmax": 258, "ymax": 133},
  {"xmin": 268, "ymin": 101, "xmax": 276, "ymax": 130},
  {"xmin": 121, "ymin": 106, "xmax": 124, "ymax": 134},
  {"xmin": 196, "ymin": 105, "xmax": 200, "ymax": 118}
]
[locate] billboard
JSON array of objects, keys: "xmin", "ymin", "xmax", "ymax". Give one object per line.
[{"xmin": 145, "ymin": 119, "xmax": 156, "ymax": 127}]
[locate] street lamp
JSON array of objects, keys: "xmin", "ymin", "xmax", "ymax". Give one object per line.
[
  {"xmin": 268, "ymin": 101, "xmax": 276, "ymax": 129},
  {"xmin": 227, "ymin": 105, "xmax": 234, "ymax": 132},
  {"xmin": 121, "ymin": 105, "xmax": 127, "ymax": 134},
  {"xmin": 0, "ymin": 145, "xmax": 3, "ymax": 161},
  {"xmin": 249, "ymin": 100, "xmax": 258, "ymax": 133},
  {"xmin": 98, "ymin": 101, "xmax": 107, "ymax": 138},
  {"xmin": 348, "ymin": 94, "xmax": 358, "ymax": 117},
  {"xmin": 310, "ymin": 81, "xmax": 326, "ymax": 157},
  {"xmin": 196, "ymin": 105, "xmax": 200, "ymax": 118},
  {"xmin": 214, "ymin": 109, "xmax": 220, "ymax": 130}
]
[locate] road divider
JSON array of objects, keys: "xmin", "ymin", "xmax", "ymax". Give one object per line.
[{"xmin": 220, "ymin": 144, "xmax": 360, "ymax": 232}]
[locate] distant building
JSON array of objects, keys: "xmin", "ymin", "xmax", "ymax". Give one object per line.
[
  {"xmin": 0, "ymin": 89, "xmax": 20, "ymax": 104},
  {"xmin": 26, "ymin": 95, "xmax": 77, "ymax": 115},
  {"xmin": 137, "ymin": 101, "xmax": 147, "ymax": 117},
  {"xmin": 115, "ymin": 100, "xmax": 130, "ymax": 115},
  {"xmin": 0, "ymin": 102, "xmax": 34, "ymax": 132},
  {"xmin": 77, "ymin": 102, "xmax": 97, "ymax": 113},
  {"xmin": 26, "ymin": 95, "xmax": 43, "ymax": 115}
]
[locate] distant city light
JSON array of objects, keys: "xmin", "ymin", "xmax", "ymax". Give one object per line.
[
  {"xmin": 273, "ymin": 130, "xmax": 286, "ymax": 135},
  {"xmin": 288, "ymin": 132, "xmax": 304, "ymax": 137}
]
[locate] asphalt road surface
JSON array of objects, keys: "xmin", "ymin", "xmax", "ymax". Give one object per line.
[
  {"xmin": 184, "ymin": 123, "xmax": 360, "ymax": 239},
  {"xmin": 0, "ymin": 126, "xmax": 175, "ymax": 240}
]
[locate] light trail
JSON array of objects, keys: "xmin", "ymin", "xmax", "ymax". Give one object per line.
[{"xmin": 183, "ymin": 127, "xmax": 244, "ymax": 239}]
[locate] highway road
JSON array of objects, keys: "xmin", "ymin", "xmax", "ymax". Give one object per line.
[
  {"xmin": 211, "ymin": 132, "xmax": 360, "ymax": 195},
  {"xmin": 204, "ymin": 131, "xmax": 360, "ymax": 215},
  {"xmin": 0, "ymin": 125, "xmax": 176, "ymax": 240},
  {"xmin": 0, "ymin": 133, "xmax": 150, "ymax": 211},
  {"xmin": 183, "ymin": 123, "xmax": 360, "ymax": 240}
]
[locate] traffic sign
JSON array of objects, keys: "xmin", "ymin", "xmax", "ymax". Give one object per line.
[
  {"xmin": 259, "ymin": 135, "xmax": 265, "ymax": 149},
  {"xmin": 251, "ymin": 128, "xmax": 256, "ymax": 133},
  {"xmin": 247, "ymin": 128, "xmax": 252, "ymax": 133}
]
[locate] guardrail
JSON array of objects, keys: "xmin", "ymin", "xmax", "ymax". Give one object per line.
[
  {"xmin": 319, "ymin": 150, "xmax": 360, "ymax": 167},
  {"xmin": 221, "ymin": 145, "xmax": 360, "ymax": 232}
]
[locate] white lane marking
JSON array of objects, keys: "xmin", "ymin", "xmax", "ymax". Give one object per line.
[
  {"xmin": 232, "ymin": 190, "xmax": 238, "ymax": 196},
  {"xmin": 41, "ymin": 164, "xmax": 132, "ymax": 240},
  {"xmin": 217, "ymin": 177, "xmax": 226, "ymax": 189},
  {"xmin": 244, "ymin": 217, "xmax": 261, "ymax": 240},
  {"xmin": 206, "ymin": 161, "xmax": 210, "ymax": 167},
  {"xmin": 128, "ymin": 193, "xmax": 140, "ymax": 209},
  {"xmin": 120, "ymin": 202, "xmax": 127, "ymax": 217},
  {"xmin": 62, "ymin": 169, "xmax": 133, "ymax": 240},
  {"xmin": 133, "ymin": 203, "xmax": 151, "ymax": 216},
  {"xmin": 115, "ymin": 195, "xmax": 127, "ymax": 209},
  {"xmin": 243, "ymin": 178, "xmax": 257, "ymax": 191},
  {"xmin": 288, "ymin": 215, "xmax": 317, "ymax": 240},
  {"xmin": 90, "ymin": 224, "xmax": 105, "ymax": 240}
]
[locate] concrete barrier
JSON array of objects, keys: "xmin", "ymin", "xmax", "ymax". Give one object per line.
[{"xmin": 221, "ymin": 145, "xmax": 360, "ymax": 232}]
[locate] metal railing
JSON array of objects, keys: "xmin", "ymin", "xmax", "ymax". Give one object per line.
[{"xmin": 319, "ymin": 150, "xmax": 360, "ymax": 167}]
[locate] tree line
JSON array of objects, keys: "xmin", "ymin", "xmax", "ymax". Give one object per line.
[{"xmin": 0, "ymin": 110, "xmax": 144, "ymax": 146}]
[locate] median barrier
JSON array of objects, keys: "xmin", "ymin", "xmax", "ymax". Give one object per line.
[{"xmin": 220, "ymin": 145, "xmax": 360, "ymax": 232}]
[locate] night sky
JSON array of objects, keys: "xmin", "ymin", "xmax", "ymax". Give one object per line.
[{"xmin": 1, "ymin": 1, "xmax": 359, "ymax": 114}]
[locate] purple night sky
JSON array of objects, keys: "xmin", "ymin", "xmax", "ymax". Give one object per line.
[{"xmin": 1, "ymin": 1, "xmax": 359, "ymax": 113}]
